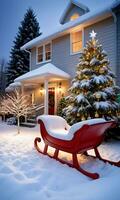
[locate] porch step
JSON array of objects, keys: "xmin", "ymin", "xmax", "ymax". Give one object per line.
[{"xmin": 20, "ymin": 122, "xmax": 36, "ymax": 128}]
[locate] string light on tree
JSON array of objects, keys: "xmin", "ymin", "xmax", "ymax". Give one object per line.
[{"xmin": 1, "ymin": 90, "xmax": 35, "ymax": 134}]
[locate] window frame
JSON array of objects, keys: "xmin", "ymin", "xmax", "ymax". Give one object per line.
[
  {"xmin": 36, "ymin": 42, "xmax": 52, "ymax": 64},
  {"xmin": 45, "ymin": 43, "xmax": 52, "ymax": 61},
  {"xmin": 70, "ymin": 28, "xmax": 84, "ymax": 55},
  {"xmin": 37, "ymin": 45, "xmax": 44, "ymax": 63}
]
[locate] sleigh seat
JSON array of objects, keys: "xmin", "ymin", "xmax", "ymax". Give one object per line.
[{"xmin": 34, "ymin": 115, "xmax": 120, "ymax": 179}]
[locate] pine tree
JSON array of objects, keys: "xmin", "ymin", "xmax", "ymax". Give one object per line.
[
  {"xmin": 64, "ymin": 30, "xmax": 120, "ymax": 125},
  {"xmin": 7, "ymin": 8, "xmax": 41, "ymax": 85},
  {"xmin": 57, "ymin": 97, "xmax": 67, "ymax": 117}
]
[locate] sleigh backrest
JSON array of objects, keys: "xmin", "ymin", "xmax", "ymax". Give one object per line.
[
  {"xmin": 69, "ymin": 118, "xmax": 106, "ymax": 140},
  {"xmin": 37, "ymin": 115, "xmax": 70, "ymax": 132},
  {"xmin": 71, "ymin": 120, "xmax": 115, "ymax": 150}
]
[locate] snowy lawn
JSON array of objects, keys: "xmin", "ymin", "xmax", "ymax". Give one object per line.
[{"xmin": 0, "ymin": 121, "xmax": 120, "ymax": 200}]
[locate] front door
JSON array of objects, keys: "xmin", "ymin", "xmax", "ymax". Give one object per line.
[{"xmin": 48, "ymin": 87, "xmax": 55, "ymax": 115}]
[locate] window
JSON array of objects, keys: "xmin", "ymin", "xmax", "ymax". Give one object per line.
[
  {"xmin": 45, "ymin": 43, "xmax": 51, "ymax": 61},
  {"xmin": 38, "ymin": 46, "xmax": 43, "ymax": 63},
  {"xmin": 37, "ymin": 43, "xmax": 51, "ymax": 63},
  {"xmin": 70, "ymin": 13, "xmax": 79, "ymax": 21},
  {"xmin": 71, "ymin": 31, "xmax": 82, "ymax": 54}
]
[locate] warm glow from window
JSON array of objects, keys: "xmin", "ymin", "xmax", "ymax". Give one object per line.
[
  {"xmin": 70, "ymin": 13, "xmax": 79, "ymax": 21},
  {"xmin": 71, "ymin": 31, "xmax": 82, "ymax": 53}
]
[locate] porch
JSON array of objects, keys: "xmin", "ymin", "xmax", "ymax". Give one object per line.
[{"xmin": 13, "ymin": 63, "xmax": 71, "ymax": 115}]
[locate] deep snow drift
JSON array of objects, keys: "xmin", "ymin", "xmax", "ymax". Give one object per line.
[{"xmin": 0, "ymin": 121, "xmax": 120, "ymax": 200}]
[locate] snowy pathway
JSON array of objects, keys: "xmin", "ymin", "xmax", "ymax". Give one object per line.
[{"xmin": 0, "ymin": 121, "xmax": 120, "ymax": 200}]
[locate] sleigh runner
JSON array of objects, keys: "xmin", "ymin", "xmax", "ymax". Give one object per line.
[{"xmin": 34, "ymin": 115, "xmax": 120, "ymax": 179}]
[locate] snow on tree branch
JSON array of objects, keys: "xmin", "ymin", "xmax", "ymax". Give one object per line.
[{"xmin": 1, "ymin": 90, "xmax": 34, "ymax": 134}]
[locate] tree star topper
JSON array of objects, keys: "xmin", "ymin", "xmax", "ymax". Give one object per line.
[{"xmin": 90, "ymin": 30, "xmax": 97, "ymax": 40}]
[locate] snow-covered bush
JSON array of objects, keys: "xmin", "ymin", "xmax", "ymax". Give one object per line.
[
  {"xmin": 117, "ymin": 93, "xmax": 120, "ymax": 104},
  {"xmin": 7, "ymin": 117, "xmax": 16, "ymax": 125}
]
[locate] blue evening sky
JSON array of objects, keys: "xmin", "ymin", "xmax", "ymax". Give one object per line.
[
  {"xmin": 0, "ymin": 0, "xmax": 68, "ymax": 61},
  {"xmin": 0, "ymin": 0, "xmax": 114, "ymax": 62}
]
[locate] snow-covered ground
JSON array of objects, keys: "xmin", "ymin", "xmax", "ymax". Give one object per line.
[{"xmin": 0, "ymin": 120, "xmax": 120, "ymax": 200}]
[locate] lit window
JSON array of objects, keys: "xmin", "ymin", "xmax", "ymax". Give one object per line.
[
  {"xmin": 45, "ymin": 43, "xmax": 51, "ymax": 61},
  {"xmin": 71, "ymin": 31, "xmax": 82, "ymax": 53},
  {"xmin": 37, "ymin": 43, "xmax": 51, "ymax": 63},
  {"xmin": 38, "ymin": 46, "xmax": 43, "ymax": 63},
  {"xmin": 70, "ymin": 13, "xmax": 79, "ymax": 21}
]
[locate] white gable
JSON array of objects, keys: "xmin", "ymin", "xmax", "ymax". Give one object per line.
[{"xmin": 59, "ymin": 0, "xmax": 89, "ymax": 24}]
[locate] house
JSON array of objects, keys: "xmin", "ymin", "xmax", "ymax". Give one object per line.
[{"xmin": 6, "ymin": 0, "xmax": 120, "ymax": 116}]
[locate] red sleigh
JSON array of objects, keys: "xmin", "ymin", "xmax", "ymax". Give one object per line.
[{"xmin": 34, "ymin": 115, "xmax": 120, "ymax": 179}]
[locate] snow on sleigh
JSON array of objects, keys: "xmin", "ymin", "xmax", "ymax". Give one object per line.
[{"xmin": 34, "ymin": 115, "xmax": 120, "ymax": 179}]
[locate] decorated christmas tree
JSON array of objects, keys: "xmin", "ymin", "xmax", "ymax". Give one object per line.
[
  {"xmin": 64, "ymin": 30, "xmax": 120, "ymax": 125},
  {"xmin": 7, "ymin": 8, "xmax": 41, "ymax": 85}
]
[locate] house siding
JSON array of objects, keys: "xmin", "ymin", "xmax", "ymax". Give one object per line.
[
  {"xmin": 30, "ymin": 17, "xmax": 116, "ymax": 78},
  {"xmin": 116, "ymin": 9, "xmax": 120, "ymax": 85},
  {"xmin": 84, "ymin": 17, "xmax": 116, "ymax": 74},
  {"xmin": 31, "ymin": 35, "xmax": 80, "ymax": 77},
  {"xmin": 31, "ymin": 47, "xmax": 37, "ymax": 68},
  {"xmin": 52, "ymin": 35, "xmax": 80, "ymax": 77}
]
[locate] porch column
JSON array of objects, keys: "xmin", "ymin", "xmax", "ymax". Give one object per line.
[
  {"xmin": 32, "ymin": 91, "xmax": 35, "ymax": 104},
  {"xmin": 44, "ymin": 79, "xmax": 48, "ymax": 115},
  {"xmin": 21, "ymin": 83, "xmax": 24, "ymax": 95}
]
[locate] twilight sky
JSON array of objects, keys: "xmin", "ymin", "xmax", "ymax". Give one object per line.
[
  {"xmin": 0, "ymin": 0, "xmax": 114, "ymax": 62},
  {"xmin": 0, "ymin": 0, "xmax": 68, "ymax": 61}
]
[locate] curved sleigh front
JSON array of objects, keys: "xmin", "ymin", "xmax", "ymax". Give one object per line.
[{"xmin": 34, "ymin": 115, "xmax": 120, "ymax": 179}]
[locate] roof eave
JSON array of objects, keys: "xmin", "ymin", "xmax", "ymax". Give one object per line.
[
  {"xmin": 15, "ymin": 63, "xmax": 71, "ymax": 83},
  {"xmin": 16, "ymin": 75, "xmax": 71, "ymax": 83},
  {"xmin": 21, "ymin": 9, "xmax": 112, "ymax": 51}
]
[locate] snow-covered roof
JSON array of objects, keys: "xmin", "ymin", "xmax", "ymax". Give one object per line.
[
  {"xmin": 5, "ymin": 82, "xmax": 21, "ymax": 92},
  {"xmin": 9, "ymin": 82, "xmax": 21, "ymax": 87},
  {"xmin": 15, "ymin": 63, "xmax": 71, "ymax": 83},
  {"xmin": 59, "ymin": 0, "xmax": 89, "ymax": 24},
  {"xmin": 20, "ymin": 0, "xmax": 118, "ymax": 50},
  {"xmin": 5, "ymin": 87, "xmax": 14, "ymax": 92}
]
